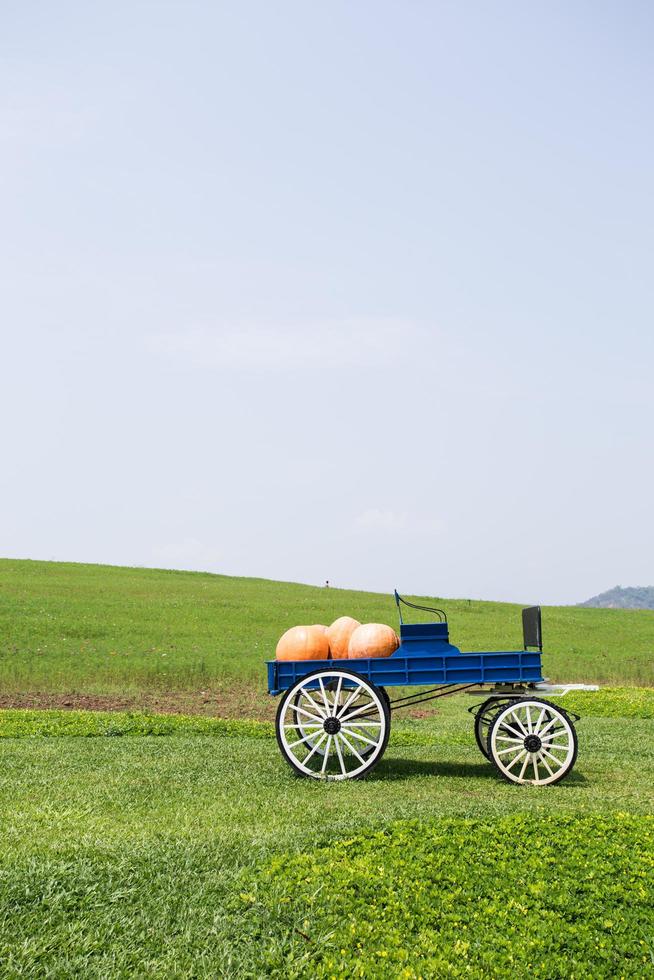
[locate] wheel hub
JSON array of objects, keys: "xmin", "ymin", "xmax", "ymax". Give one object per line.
[
  {"xmin": 323, "ymin": 717, "xmax": 341, "ymax": 735},
  {"xmin": 524, "ymin": 734, "xmax": 542, "ymax": 753}
]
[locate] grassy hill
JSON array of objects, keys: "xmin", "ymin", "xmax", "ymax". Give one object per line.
[{"xmin": 0, "ymin": 559, "xmax": 652, "ymax": 703}]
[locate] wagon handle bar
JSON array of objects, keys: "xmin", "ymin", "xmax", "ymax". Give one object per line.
[{"xmin": 394, "ymin": 590, "xmax": 447, "ymax": 624}]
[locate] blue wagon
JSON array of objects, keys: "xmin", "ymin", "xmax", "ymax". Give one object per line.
[{"xmin": 268, "ymin": 591, "xmax": 593, "ymax": 785}]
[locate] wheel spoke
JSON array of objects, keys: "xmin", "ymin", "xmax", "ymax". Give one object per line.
[
  {"xmin": 339, "ymin": 701, "xmax": 378, "ymax": 724},
  {"xmin": 541, "ymin": 743, "xmax": 568, "ymax": 758},
  {"xmin": 525, "ymin": 705, "xmax": 533, "ymax": 734},
  {"xmin": 505, "ymin": 748, "xmax": 527, "ymax": 772},
  {"xmin": 287, "ymin": 733, "xmax": 315, "ymax": 750},
  {"xmin": 320, "ymin": 736, "xmax": 333, "ymax": 775},
  {"xmin": 340, "ymin": 727, "xmax": 379, "ymax": 747},
  {"xmin": 518, "ymin": 754, "xmax": 530, "ymax": 780},
  {"xmin": 538, "ymin": 752, "xmax": 554, "ymax": 777},
  {"xmin": 339, "ymin": 730, "xmax": 366, "ymax": 765},
  {"xmin": 337, "ymin": 685, "xmax": 362, "ymax": 718},
  {"xmin": 541, "ymin": 747, "xmax": 565, "ymax": 767},
  {"xmin": 303, "ymin": 732, "xmax": 327, "ymax": 764},
  {"xmin": 497, "ymin": 744, "xmax": 525, "ymax": 757},
  {"xmin": 318, "ymin": 677, "xmax": 332, "ymax": 716},
  {"xmin": 332, "ymin": 676, "xmax": 343, "ymax": 717},
  {"xmin": 339, "ymin": 721, "xmax": 381, "ymax": 728},
  {"xmin": 538, "ymin": 715, "xmax": 560, "ymax": 738},
  {"xmin": 334, "ymin": 734, "xmax": 346, "ymax": 775},
  {"xmin": 302, "ymin": 690, "xmax": 328, "ymax": 720},
  {"xmin": 533, "ymin": 707, "xmax": 547, "ymax": 735},
  {"xmin": 510, "ymin": 710, "xmax": 528, "ymax": 736},
  {"xmin": 495, "ymin": 735, "xmax": 524, "ymax": 744},
  {"xmin": 531, "ymin": 756, "xmax": 540, "ymax": 782},
  {"xmin": 289, "ymin": 703, "xmax": 324, "ymax": 724},
  {"xmin": 541, "ymin": 733, "xmax": 570, "ymax": 748},
  {"xmin": 497, "ymin": 720, "xmax": 525, "ymax": 739},
  {"xmin": 541, "ymin": 731, "xmax": 568, "ymax": 745}
]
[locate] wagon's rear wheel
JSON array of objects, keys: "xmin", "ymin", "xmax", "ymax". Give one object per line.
[
  {"xmin": 293, "ymin": 684, "xmax": 390, "ymax": 759},
  {"xmin": 276, "ymin": 669, "xmax": 390, "ymax": 780},
  {"xmin": 473, "ymin": 697, "xmax": 518, "ymax": 760},
  {"xmin": 488, "ymin": 698, "xmax": 578, "ymax": 786}
]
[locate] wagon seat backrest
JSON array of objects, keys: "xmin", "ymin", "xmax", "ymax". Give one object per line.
[{"xmin": 522, "ymin": 606, "xmax": 542, "ymax": 652}]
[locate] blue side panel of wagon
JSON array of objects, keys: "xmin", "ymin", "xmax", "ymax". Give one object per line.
[{"xmin": 267, "ymin": 649, "xmax": 543, "ymax": 696}]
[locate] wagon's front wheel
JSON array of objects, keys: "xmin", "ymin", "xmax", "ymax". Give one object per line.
[
  {"xmin": 276, "ymin": 668, "xmax": 390, "ymax": 780},
  {"xmin": 488, "ymin": 698, "xmax": 578, "ymax": 786}
]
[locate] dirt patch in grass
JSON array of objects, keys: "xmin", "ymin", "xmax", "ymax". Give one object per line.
[
  {"xmin": 0, "ymin": 687, "xmax": 278, "ymax": 721},
  {"xmin": 0, "ymin": 688, "xmax": 445, "ymax": 722}
]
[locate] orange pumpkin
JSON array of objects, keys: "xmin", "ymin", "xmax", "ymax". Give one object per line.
[
  {"xmin": 326, "ymin": 616, "xmax": 361, "ymax": 659},
  {"xmin": 276, "ymin": 625, "xmax": 330, "ymax": 661},
  {"xmin": 348, "ymin": 623, "xmax": 400, "ymax": 659}
]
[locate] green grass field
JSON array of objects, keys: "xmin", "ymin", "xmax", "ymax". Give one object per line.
[
  {"xmin": 1, "ymin": 699, "xmax": 653, "ymax": 976},
  {"xmin": 0, "ymin": 560, "xmax": 652, "ymax": 976},
  {"xmin": 1, "ymin": 559, "xmax": 652, "ymax": 700}
]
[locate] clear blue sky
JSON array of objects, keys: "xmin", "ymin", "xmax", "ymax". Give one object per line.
[{"xmin": 2, "ymin": 1, "xmax": 652, "ymax": 603}]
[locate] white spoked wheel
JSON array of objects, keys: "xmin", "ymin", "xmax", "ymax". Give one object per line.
[
  {"xmin": 276, "ymin": 668, "xmax": 390, "ymax": 780},
  {"xmin": 488, "ymin": 698, "xmax": 578, "ymax": 786}
]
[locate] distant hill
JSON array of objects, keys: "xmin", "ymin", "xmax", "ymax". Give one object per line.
[{"xmin": 579, "ymin": 585, "xmax": 654, "ymax": 610}]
